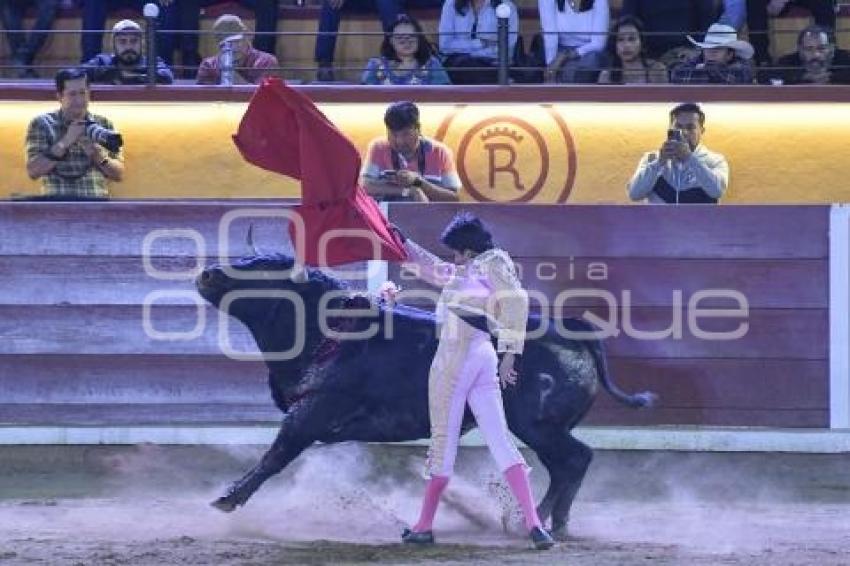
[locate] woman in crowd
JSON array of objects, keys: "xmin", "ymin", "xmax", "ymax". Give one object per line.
[
  {"xmin": 538, "ymin": 0, "xmax": 609, "ymax": 83},
  {"xmin": 362, "ymin": 14, "xmax": 450, "ymax": 85},
  {"xmin": 597, "ymin": 16, "xmax": 668, "ymax": 84},
  {"xmin": 438, "ymin": 0, "xmax": 518, "ymax": 84}
]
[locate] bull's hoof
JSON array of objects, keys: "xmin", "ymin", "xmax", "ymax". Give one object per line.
[{"xmin": 210, "ymin": 497, "xmax": 239, "ymax": 513}]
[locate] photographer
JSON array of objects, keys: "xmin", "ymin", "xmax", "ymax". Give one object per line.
[
  {"xmin": 626, "ymin": 103, "xmax": 728, "ymax": 204},
  {"xmin": 360, "ymin": 101, "xmax": 460, "ymax": 203},
  {"xmin": 25, "ymin": 68, "xmax": 124, "ymax": 199}
]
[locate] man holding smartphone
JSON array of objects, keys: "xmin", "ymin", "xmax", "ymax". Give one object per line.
[
  {"xmin": 360, "ymin": 101, "xmax": 461, "ymax": 202},
  {"xmin": 626, "ymin": 102, "xmax": 728, "ymax": 204}
]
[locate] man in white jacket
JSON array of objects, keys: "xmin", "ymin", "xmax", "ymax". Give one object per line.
[{"xmin": 627, "ymin": 103, "xmax": 729, "ymax": 204}]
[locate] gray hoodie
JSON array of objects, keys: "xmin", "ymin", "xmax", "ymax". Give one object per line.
[{"xmin": 627, "ymin": 144, "xmax": 729, "ymax": 204}]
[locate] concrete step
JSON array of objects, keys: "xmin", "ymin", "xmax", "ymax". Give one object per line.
[
  {"xmin": 0, "ymin": 402, "xmax": 278, "ymax": 426},
  {"xmin": 0, "ymin": 354, "xmax": 267, "ymax": 404}
]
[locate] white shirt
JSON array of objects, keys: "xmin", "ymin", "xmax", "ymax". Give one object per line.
[
  {"xmin": 439, "ymin": 0, "xmax": 519, "ymax": 61},
  {"xmin": 538, "ymin": 0, "xmax": 609, "ymax": 65}
]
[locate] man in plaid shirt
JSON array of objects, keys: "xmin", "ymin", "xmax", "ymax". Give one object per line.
[
  {"xmin": 25, "ymin": 68, "xmax": 124, "ymax": 199},
  {"xmin": 671, "ymin": 23, "xmax": 755, "ymax": 85}
]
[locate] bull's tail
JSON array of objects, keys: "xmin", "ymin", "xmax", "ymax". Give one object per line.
[{"xmin": 587, "ymin": 339, "xmax": 658, "ymax": 409}]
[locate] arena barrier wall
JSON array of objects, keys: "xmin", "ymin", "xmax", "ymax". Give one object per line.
[
  {"xmin": 1, "ymin": 85, "xmax": 850, "ymax": 203},
  {"xmin": 1, "ymin": 201, "xmax": 847, "ymax": 450}
]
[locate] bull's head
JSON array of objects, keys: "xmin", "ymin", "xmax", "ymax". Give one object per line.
[
  {"xmin": 197, "ymin": 253, "xmax": 344, "ymax": 363},
  {"xmin": 197, "ymin": 226, "xmax": 310, "ymax": 305},
  {"xmin": 195, "ymin": 254, "xmax": 294, "ymax": 307},
  {"xmin": 196, "ymin": 254, "xmax": 317, "ymax": 312}
]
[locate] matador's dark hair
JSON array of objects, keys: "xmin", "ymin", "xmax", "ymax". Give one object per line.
[{"xmin": 440, "ymin": 212, "xmax": 495, "ymax": 254}]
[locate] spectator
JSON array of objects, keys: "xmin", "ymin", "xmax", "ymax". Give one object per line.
[
  {"xmin": 161, "ymin": 0, "xmax": 279, "ymax": 79},
  {"xmin": 316, "ymin": 0, "xmax": 402, "ymax": 82},
  {"xmin": 438, "ymin": 0, "xmax": 519, "ymax": 85},
  {"xmin": 80, "ymin": 0, "xmax": 178, "ymax": 64},
  {"xmin": 627, "ymin": 103, "xmax": 728, "ymax": 204},
  {"xmin": 746, "ymin": 0, "xmax": 836, "ymax": 66},
  {"xmin": 670, "ymin": 23, "xmax": 754, "ymax": 84},
  {"xmin": 0, "ymin": 0, "xmax": 57, "ymax": 78},
  {"xmin": 718, "ymin": 0, "xmax": 747, "ymax": 29},
  {"xmin": 360, "ymin": 101, "xmax": 461, "ymax": 202},
  {"xmin": 620, "ymin": 0, "xmax": 715, "ymax": 63},
  {"xmin": 83, "ymin": 19, "xmax": 174, "ymax": 84},
  {"xmin": 598, "ymin": 15, "xmax": 668, "ymax": 84},
  {"xmin": 362, "ymin": 14, "xmax": 450, "ymax": 85},
  {"xmin": 765, "ymin": 24, "xmax": 850, "ymax": 84},
  {"xmin": 539, "ymin": 0, "xmax": 609, "ymax": 84},
  {"xmin": 25, "ymin": 68, "xmax": 124, "ymax": 199},
  {"xmin": 196, "ymin": 14, "xmax": 278, "ymax": 85}
]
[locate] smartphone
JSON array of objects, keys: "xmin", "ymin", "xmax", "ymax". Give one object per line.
[
  {"xmin": 379, "ymin": 169, "xmax": 397, "ymax": 180},
  {"xmin": 667, "ymin": 128, "xmax": 684, "ymax": 142}
]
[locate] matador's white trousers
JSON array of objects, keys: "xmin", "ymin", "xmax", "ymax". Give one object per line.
[{"xmin": 426, "ymin": 323, "xmax": 526, "ymax": 477}]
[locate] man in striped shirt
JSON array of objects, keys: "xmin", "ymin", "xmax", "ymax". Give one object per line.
[{"xmin": 25, "ymin": 68, "xmax": 124, "ymax": 199}]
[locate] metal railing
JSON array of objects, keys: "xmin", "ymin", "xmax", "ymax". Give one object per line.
[{"xmin": 1, "ymin": 22, "xmax": 849, "ymax": 85}]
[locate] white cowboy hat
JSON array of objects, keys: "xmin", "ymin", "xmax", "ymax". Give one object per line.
[{"xmin": 687, "ymin": 23, "xmax": 754, "ymax": 60}]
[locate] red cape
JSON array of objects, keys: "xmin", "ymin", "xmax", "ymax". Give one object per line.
[{"xmin": 232, "ymin": 78, "xmax": 407, "ymax": 266}]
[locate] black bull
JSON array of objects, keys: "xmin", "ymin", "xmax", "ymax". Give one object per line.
[{"xmin": 196, "ymin": 254, "xmax": 656, "ymax": 538}]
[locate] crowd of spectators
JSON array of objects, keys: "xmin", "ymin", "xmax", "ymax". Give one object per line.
[
  {"xmin": 5, "ymin": 0, "xmax": 845, "ymax": 203},
  {"xmin": 0, "ymin": 0, "xmax": 846, "ymax": 84},
  {"xmin": 7, "ymin": 1, "xmax": 843, "ymax": 202}
]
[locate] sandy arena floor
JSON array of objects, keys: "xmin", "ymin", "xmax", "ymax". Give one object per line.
[{"xmin": 0, "ymin": 444, "xmax": 848, "ymax": 565}]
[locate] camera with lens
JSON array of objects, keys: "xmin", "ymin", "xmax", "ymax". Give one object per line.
[{"xmin": 84, "ymin": 120, "xmax": 123, "ymax": 153}]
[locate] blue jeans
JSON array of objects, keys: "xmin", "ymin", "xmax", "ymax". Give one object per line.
[
  {"xmin": 557, "ymin": 49, "xmax": 608, "ymax": 84},
  {"xmin": 314, "ymin": 0, "xmax": 402, "ymax": 64},
  {"xmin": 0, "ymin": 0, "xmax": 58, "ymax": 64},
  {"xmin": 80, "ymin": 0, "xmax": 179, "ymax": 63}
]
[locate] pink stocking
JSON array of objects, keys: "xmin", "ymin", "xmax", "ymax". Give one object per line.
[
  {"xmin": 504, "ymin": 463, "xmax": 542, "ymax": 531},
  {"xmin": 411, "ymin": 475, "xmax": 450, "ymax": 532}
]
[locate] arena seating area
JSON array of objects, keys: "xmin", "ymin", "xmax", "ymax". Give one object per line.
[{"xmin": 0, "ymin": 0, "xmax": 848, "ymax": 81}]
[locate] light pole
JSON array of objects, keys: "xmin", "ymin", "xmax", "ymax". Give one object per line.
[
  {"xmin": 495, "ymin": 1, "xmax": 511, "ymax": 86},
  {"xmin": 143, "ymin": 3, "xmax": 159, "ymax": 86}
]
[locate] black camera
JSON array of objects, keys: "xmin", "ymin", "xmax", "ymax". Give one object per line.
[{"xmin": 85, "ymin": 120, "xmax": 123, "ymax": 153}]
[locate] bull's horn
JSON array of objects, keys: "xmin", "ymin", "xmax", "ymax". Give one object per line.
[
  {"xmin": 290, "ymin": 263, "xmax": 309, "ymax": 283},
  {"xmin": 246, "ymin": 224, "xmax": 259, "ymax": 256}
]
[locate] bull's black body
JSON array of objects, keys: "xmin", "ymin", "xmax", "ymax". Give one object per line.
[{"xmin": 197, "ymin": 254, "xmax": 655, "ymax": 538}]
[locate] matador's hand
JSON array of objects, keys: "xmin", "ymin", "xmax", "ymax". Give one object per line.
[{"xmin": 499, "ymin": 353, "xmax": 518, "ymax": 388}]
